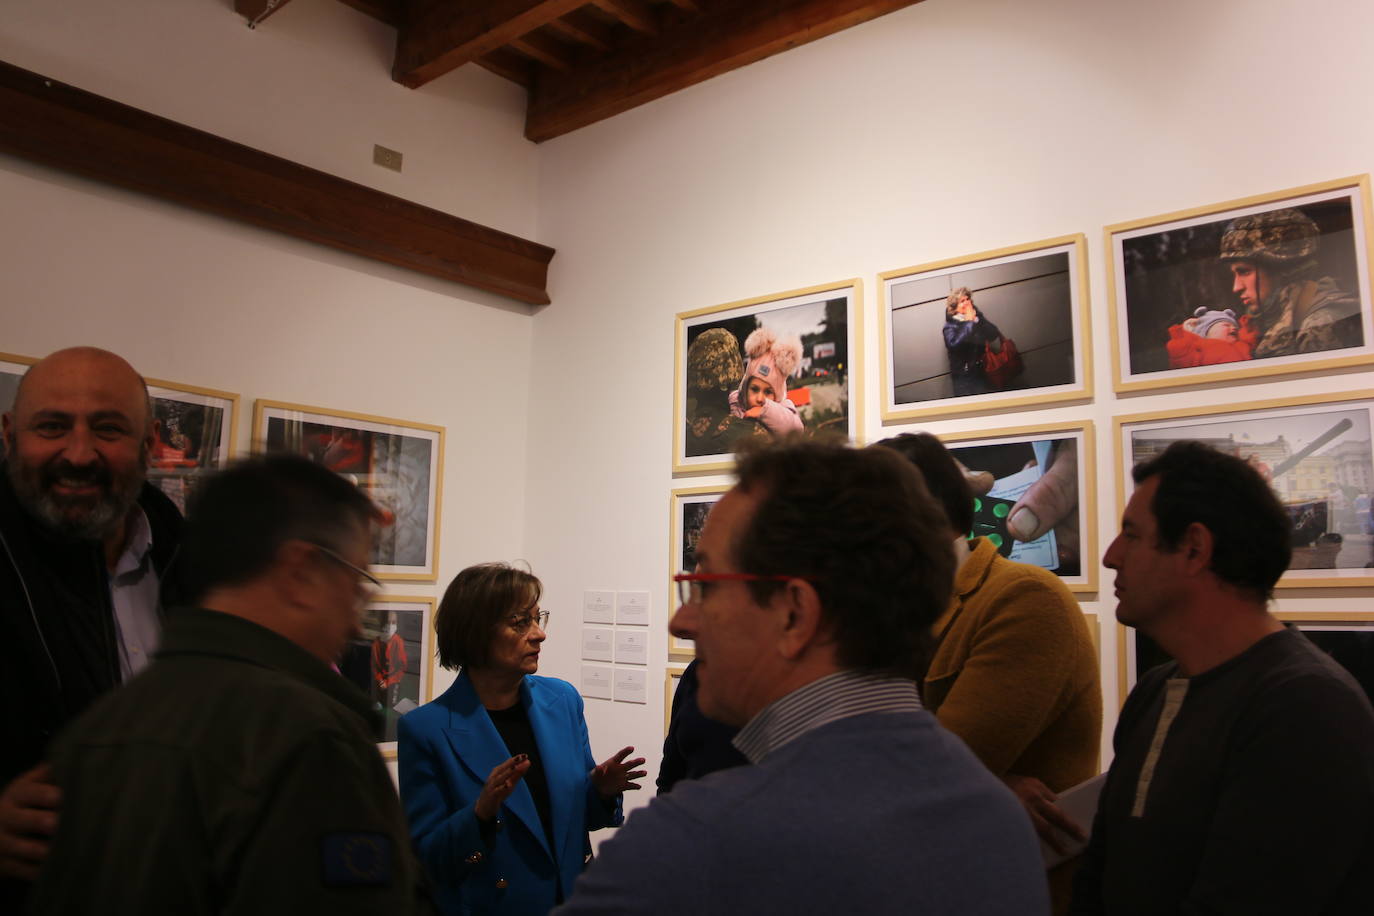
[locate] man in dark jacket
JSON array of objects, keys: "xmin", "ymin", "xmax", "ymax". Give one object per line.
[
  {"xmin": 29, "ymin": 453, "xmax": 434, "ymax": 913},
  {"xmin": 0, "ymin": 347, "xmax": 187, "ymax": 907}
]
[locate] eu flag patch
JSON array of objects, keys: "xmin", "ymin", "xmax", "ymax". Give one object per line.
[{"xmin": 321, "ymin": 832, "xmax": 393, "ymax": 887}]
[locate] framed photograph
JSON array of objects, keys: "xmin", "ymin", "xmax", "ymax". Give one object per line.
[
  {"xmin": 940, "ymin": 421, "xmax": 1098, "ymax": 592},
  {"xmin": 1106, "ymin": 175, "xmax": 1374, "ymax": 392},
  {"xmin": 1118, "ymin": 612, "xmax": 1374, "ymax": 706},
  {"xmin": 0, "ymin": 352, "xmax": 34, "ymax": 460},
  {"xmin": 339, "ymin": 595, "xmax": 436, "ymax": 757},
  {"xmin": 1115, "ymin": 391, "xmax": 1374, "ymax": 588},
  {"xmin": 674, "ymin": 279, "xmax": 861, "ymax": 474},
  {"xmin": 0, "ymin": 352, "xmax": 32, "ymax": 406},
  {"xmin": 667, "ymin": 485, "xmax": 725, "ymax": 659},
  {"xmin": 254, "ymin": 400, "xmax": 445, "ymax": 581},
  {"xmin": 665, "ymin": 665, "xmax": 688, "ymax": 735},
  {"xmin": 144, "ymin": 378, "xmax": 238, "ymax": 515},
  {"xmin": 878, "ymin": 235, "xmax": 1092, "ymax": 421}
]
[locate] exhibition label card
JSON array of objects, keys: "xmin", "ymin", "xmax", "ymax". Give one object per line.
[
  {"xmin": 583, "ymin": 590, "xmax": 615, "ymax": 624},
  {"xmin": 615, "ymin": 629, "xmax": 648, "ymax": 665},
  {"xmin": 581, "ymin": 626, "xmax": 614, "ymax": 662},
  {"xmin": 581, "ymin": 665, "xmax": 612, "ymax": 700},
  {"xmin": 613, "ymin": 668, "xmax": 647, "ymax": 704},
  {"xmin": 616, "ymin": 590, "xmax": 650, "ymax": 626}
]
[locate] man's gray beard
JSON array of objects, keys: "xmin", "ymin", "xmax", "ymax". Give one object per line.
[{"xmin": 7, "ymin": 444, "xmax": 148, "ymax": 542}]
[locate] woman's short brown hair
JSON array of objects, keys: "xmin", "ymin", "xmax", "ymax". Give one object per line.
[{"xmin": 435, "ymin": 562, "xmax": 542, "ymax": 670}]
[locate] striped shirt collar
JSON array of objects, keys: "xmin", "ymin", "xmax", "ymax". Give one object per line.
[{"xmin": 732, "ymin": 670, "xmax": 923, "ymax": 764}]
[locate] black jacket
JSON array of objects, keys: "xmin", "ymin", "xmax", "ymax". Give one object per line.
[
  {"xmin": 0, "ymin": 465, "xmax": 188, "ymax": 907},
  {"xmin": 29, "ymin": 609, "xmax": 433, "ymax": 914},
  {"xmin": 0, "ymin": 462, "xmax": 188, "ymax": 811}
]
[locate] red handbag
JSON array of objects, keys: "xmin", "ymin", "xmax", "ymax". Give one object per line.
[{"xmin": 983, "ymin": 337, "xmax": 1023, "ymax": 389}]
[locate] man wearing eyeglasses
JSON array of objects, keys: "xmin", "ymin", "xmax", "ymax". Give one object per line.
[
  {"xmin": 556, "ymin": 439, "xmax": 1048, "ymax": 916},
  {"xmin": 27, "ymin": 453, "xmax": 434, "ymax": 913}
]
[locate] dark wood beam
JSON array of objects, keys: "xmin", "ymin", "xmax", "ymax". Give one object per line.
[
  {"xmin": 545, "ymin": 9, "xmax": 618, "ymax": 51},
  {"xmin": 0, "ymin": 60, "xmax": 554, "ymax": 305},
  {"xmin": 336, "ymin": 0, "xmax": 402, "ymax": 27},
  {"xmin": 665, "ymin": 0, "xmax": 700, "ymax": 10},
  {"xmin": 476, "ymin": 48, "xmax": 537, "ymax": 88},
  {"xmin": 393, "ymin": 0, "xmax": 586, "ymax": 88},
  {"xmin": 592, "ymin": 0, "xmax": 659, "ymax": 34},
  {"xmin": 509, "ymin": 30, "xmax": 578, "ymax": 70},
  {"xmin": 527, "ymin": 0, "xmax": 925, "ymax": 142},
  {"xmin": 235, "ymin": 0, "xmax": 296, "ymax": 28}
]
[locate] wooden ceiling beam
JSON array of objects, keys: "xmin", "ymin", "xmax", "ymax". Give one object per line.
[
  {"xmin": 592, "ymin": 0, "xmax": 659, "ymax": 34},
  {"xmin": 335, "ymin": 0, "xmax": 402, "ymax": 27},
  {"xmin": 545, "ymin": 9, "xmax": 618, "ymax": 51},
  {"xmin": 527, "ymin": 0, "xmax": 926, "ymax": 142},
  {"xmin": 476, "ymin": 48, "xmax": 537, "ymax": 88},
  {"xmin": 0, "ymin": 60, "xmax": 555, "ymax": 304},
  {"xmin": 664, "ymin": 0, "xmax": 700, "ymax": 11},
  {"xmin": 393, "ymin": 0, "xmax": 586, "ymax": 88},
  {"xmin": 509, "ymin": 29, "xmax": 578, "ymax": 70}
]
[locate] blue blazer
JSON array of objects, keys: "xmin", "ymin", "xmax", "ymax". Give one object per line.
[{"xmin": 398, "ymin": 671, "xmax": 622, "ymax": 915}]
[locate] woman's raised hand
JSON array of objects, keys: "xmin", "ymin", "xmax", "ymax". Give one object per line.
[
  {"xmin": 591, "ymin": 746, "xmax": 648, "ymax": 799},
  {"xmin": 475, "ymin": 754, "xmax": 532, "ymax": 822}
]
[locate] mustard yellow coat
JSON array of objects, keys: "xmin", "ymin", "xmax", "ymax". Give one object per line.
[
  {"xmin": 924, "ymin": 537, "xmax": 1101, "ymax": 791},
  {"xmin": 924, "ymin": 538, "xmax": 1102, "ymax": 913}
]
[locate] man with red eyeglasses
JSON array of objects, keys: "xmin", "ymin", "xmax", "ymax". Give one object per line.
[{"xmin": 555, "ymin": 438, "xmax": 1047, "ymax": 916}]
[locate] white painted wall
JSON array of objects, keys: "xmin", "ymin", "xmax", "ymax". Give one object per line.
[
  {"xmin": 528, "ymin": 0, "xmax": 1374, "ymax": 816},
  {"xmin": 0, "ymin": 0, "xmax": 543, "ymax": 753},
  {"xmin": 3, "ymin": 0, "xmax": 1372, "ymax": 823}
]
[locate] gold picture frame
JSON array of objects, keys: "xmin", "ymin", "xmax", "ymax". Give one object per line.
[
  {"xmin": 0, "ymin": 352, "xmax": 35, "ymax": 460},
  {"xmin": 254, "ymin": 399, "xmax": 445, "ymax": 582},
  {"xmin": 673, "ymin": 278, "xmax": 862, "ymax": 474},
  {"xmin": 144, "ymin": 377, "xmax": 240, "ymax": 515},
  {"xmin": 878, "ymin": 234, "xmax": 1093, "ymax": 422},
  {"xmin": 1105, "ymin": 175, "xmax": 1374, "ymax": 393},
  {"xmin": 351, "ymin": 595, "xmax": 437, "ymax": 759},
  {"xmin": 1113, "ymin": 390, "xmax": 1374, "ymax": 590},
  {"xmin": 665, "ymin": 665, "xmax": 688, "ymax": 736},
  {"xmin": 938, "ymin": 420, "xmax": 1099, "ymax": 593},
  {"xmin": 667, "ymin": 484, "xmax": 727, "ymax": 659}
]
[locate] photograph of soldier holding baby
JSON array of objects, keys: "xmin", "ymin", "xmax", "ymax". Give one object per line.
[{"xmin": 1108, "ymin": 176, "xmax": 1374, "ymax": 391}]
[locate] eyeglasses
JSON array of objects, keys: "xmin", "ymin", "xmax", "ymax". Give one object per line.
[
  {"xmin": 673, "ymin": 572, "xmax": 810, "ymax": 606},
  {"xmin": 313, "ymin": 544, "xmax": 382, "ymax": 595},
  {"xmin": 507, "ymin": 609, "xmax": 551, "ymax": 634}
]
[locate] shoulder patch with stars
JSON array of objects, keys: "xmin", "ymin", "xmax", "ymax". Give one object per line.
[{"xmin": 321, "ymin": 832, "xmax": 393, "ymax": 887}]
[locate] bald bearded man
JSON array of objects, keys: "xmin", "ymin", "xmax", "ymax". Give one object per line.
[{"xmin": 0, "ymin": 347, "xmax": 189, "ymax": 905}]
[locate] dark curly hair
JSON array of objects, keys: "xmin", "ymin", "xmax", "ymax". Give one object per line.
[
  {"xmin": 730, "ymin": 437, "xmax": 954, "ymax": 677},
  {"xmin": 1133, "ymin": 440, "xmax": 1292, "ymax": 601}
]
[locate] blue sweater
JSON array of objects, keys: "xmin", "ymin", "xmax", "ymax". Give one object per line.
[{"xmin": 557, "ymin": 709, "xmax": 1048, "ymax": 915}]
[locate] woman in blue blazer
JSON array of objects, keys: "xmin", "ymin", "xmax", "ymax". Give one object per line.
[{"xmin": 399, "ymin": 563, "xmax": 645, "ymax": 915}]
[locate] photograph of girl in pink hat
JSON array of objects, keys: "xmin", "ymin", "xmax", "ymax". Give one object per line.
[
  {"xmin": 727, "ymin": 327, "xmax": 805, "ymax": 436},
  {"xmin": 676, "ymin": 284, "xmax": 854, "ymax": 471}
]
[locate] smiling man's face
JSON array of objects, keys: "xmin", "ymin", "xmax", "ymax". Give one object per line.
[{"xmin": 3, "ymin": 348, "xmax": 154, "ymax": 541}]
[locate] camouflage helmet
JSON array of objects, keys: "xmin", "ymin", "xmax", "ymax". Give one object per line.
[
  {"xmin": 1218, "ymin": 208, "xmax": 1319, "ymax": 265},
  {"xmin": 686, "ymin": 327, "xmax": 743, "ymax": 392}
]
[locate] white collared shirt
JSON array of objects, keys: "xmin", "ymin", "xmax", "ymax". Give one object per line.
[
  {"xmin": 109, "ymin": 506, "xmax": 161, "ymax": 678},
  {"xmin": 732, "ymin": 670, "xmax": 924, "ymax": 764}
]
